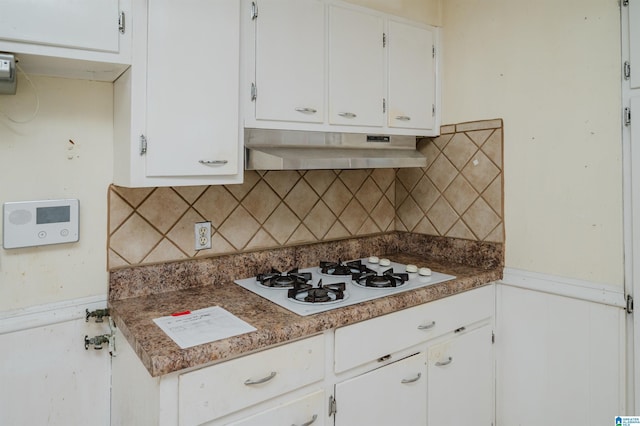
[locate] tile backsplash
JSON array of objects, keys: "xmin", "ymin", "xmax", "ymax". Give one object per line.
[{"xmin": 108, "ymin": 119, "xmax": 504, "ymax": 270}]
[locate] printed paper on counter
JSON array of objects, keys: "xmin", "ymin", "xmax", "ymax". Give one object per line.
[{"xmin": 153, "ymin": 306, "xmax": 256, "ymax": 349}]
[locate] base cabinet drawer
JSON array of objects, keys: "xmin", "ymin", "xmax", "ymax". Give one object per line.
[
  {"xmin": 224, "ymin": 390, "xmax": 325, "ymax": 426},
  {"xmin": 178, "ymin": 335, "xmax": 325, "ymax": 426}
]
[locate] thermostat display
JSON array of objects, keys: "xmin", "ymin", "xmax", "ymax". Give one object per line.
[{"xmin": 3, "ymin": 199, "xmax": 79, "ymax": 249}]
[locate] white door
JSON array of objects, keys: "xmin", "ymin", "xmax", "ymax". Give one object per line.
[
  {"xmin": 254, "ymin": 0, "xmax": 325, "ymax": 123},
  {"xmin": 387, "ymin": 20, "xmax": 435, "ymax": 131},
  {"xmin": 328, "ymin": 5, "xmax": 384, "ymax": 127},
  {"xmin": 146, "ymin": 0, "xmax": 240, "ymax": 177},
  {"xmin": 334, "ymin": 352, "xmax": 427, "ymax": 426},
  {"xmin": 427, "ymin": 324, "xmax": 493, "ymax": 426}
]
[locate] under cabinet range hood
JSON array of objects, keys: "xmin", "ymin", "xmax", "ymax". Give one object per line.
[{"xmin": 245, "ymin": 129, "xmax": 427, "ymax": 170}]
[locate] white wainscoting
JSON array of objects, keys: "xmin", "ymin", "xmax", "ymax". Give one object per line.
[
  {"xmin": 497, "ymin": 269, "xmax": 627, "ymax": 425},
  {"xmin": 0, "ymin": 296, "xmax": 111, "ymax": 426}
]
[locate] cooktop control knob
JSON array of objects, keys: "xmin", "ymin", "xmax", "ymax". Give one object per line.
[
  {"xmin": 406, "ymin": 264, "xmax": 418, "ymax": 273},
  {"xmin": 379, "ymin": 258, "xmax": 391, "ymax": 267},
  {"xmin": 419, "ymin": 267, "xmax": 432, "ymax": 276},
  {"xmin": 368, "ymin": 256, "xmax": 379, "ymax": 264}
]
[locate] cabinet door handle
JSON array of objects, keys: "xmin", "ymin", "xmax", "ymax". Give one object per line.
[
  {"xmin": 417, "ymin": 321, "xmax": 436, "ymax": 330},
  {"xmin": 244, "ymin": 371, "xmax": 277, "ymax": 385},
  {"xmin": 292, "ymin": 414, "xmax": 318, "ymax": 426},
  {"xmin": 400, "ymin": 372, "xmax": 422, "ymax": 384},
  {"xmin": 199, "ymin": 160, "xmax": 228, "ymax": 166},
  {"xmin": 338, "ymin": 112, "xmax": 357, "ymax": 118},
  {"xmin": 395, "ymin": 115, "xmax": 411, "ymax": 121},
  {"xmin": 295, "ymin": 107, "xmax": 317, "ymax": 114},
  {"xmin": 435, "ymin": 356, "xmax": 453, "ymax": 367}
]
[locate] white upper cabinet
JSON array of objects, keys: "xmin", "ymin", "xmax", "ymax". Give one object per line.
[
  {"xmin": 113, "ymin": 0, "xmax": 243, "ymax": 187},
  {"xmin": 0, "ymin": 0, "xmax": 131, "ymax": 80},
  {"xmin": 387, "ymin": 19, "xmax": 436, "ymax": 131},
  {"xmin": 252, "ymin": 0, "xmax": 325, "ymax": 124},
  {"xmin": 630, "ymin": 0, "xmax": 640, "ymax": 89},
  {"xmin": 328, "ymin": 5, "xmax": 385, "ymax": 127}
]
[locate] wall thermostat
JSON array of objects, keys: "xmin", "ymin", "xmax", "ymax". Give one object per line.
[{"xmin": 3, "ymin": 199, "xmax": 79, "ymax": 249}]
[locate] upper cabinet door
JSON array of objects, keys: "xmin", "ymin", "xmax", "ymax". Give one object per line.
[
  {"xmin": 0, "ymin": 0, "xmax": 121, "ymax": 53},
  {"xmin": 328, "ymin": 5, "xmax": 385, "ymax": 127},
  {"xmin": 254, "ymin": 0, "xmax": 325, "ymax": 123},
  {"xmin": 630, "ymin": 0, "xmax": 640, "ymax": 89},
  {"xmin": 145, "ymin": 0, "xmax": 240, "ymax": 177},
  {"xmin": 387, "ymin": 20, "xmax": 436, "ymax": 131}
]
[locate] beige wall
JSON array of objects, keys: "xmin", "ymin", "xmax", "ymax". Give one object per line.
[
  {"xmin": 440, "ymin": 0, "xmax": 623, "ymax": 285},
  {"xmin": 0, "ymin": 76, "xmax": 112, "ymax": 311}
]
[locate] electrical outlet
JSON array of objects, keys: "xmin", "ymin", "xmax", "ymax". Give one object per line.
[{"xmin": 194, "ymin": 222, "xmax": 212, "ymax": 250}]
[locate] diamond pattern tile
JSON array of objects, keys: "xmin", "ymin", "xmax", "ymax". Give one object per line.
[{"xmin": 107, "ymin": 119, "xmax": 504, "ymax": 269}]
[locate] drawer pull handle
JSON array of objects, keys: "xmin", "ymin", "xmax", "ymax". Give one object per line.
[
  {"xmin": 292, "ymin": 414, "xmax": 318, "ymax": 426},
  {"xmin": 454, "ymin": 326, "xmax": 466, "ymax": 333},
  {"xmin": 377, "ymin": 354, "xmax": 392, "ymax": 362},
  {"xmin": 435, "ymin": 356, "xmax": 453, "ymax": 367},
  {"xmin": 244, "ymin": 371, "xmax": 277, "ymax": 385},
  {"xmin": 401, "ymin": 373, "xmax": 422, "ymax": 384},
  {"xmin": 396, "ymin": 115, "xmax": 411, "ymax": 121},
  {"xmin": 295, "ymin": 107, "xmax": 317, "ymax": 114},
  {"xmin": 199, "ymin": 160, "xmax": 228, "ymax": 166},
  {"xmin": 417, "ymin": 321, "xmax": 436, "ymax": 330},
  {"xmin": 338, "ymin": 112, "xmax": 357, "ymax": 118}
]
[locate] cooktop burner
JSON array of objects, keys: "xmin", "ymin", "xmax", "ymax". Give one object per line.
[
  {"xmin": 256, "ymin": 268, "xmax": 311, "ymax": 289},
  {"xmin": 353, "ymin": 268, "xmax": 409, "ymax": 288},
  {"xmin": 234, "ymin": 258, "xmax": 456, "ymax": 316}
]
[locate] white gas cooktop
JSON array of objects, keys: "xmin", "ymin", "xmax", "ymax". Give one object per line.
[{"xmin": 234, "ymin": 258, "xmax": 456, "ymax": 316}]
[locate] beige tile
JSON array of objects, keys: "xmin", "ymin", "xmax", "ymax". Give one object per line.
[
  {"xmin": 245, "ymin": 229, "xmax": 279, "ymax": 250},
  {"xmin": 443, "ymin": 133, "xmax": 478, "ymax": 171},
  {"xmin": 481, "ymin": 129, "xmax": 503, "ymax": 168},
  {"xmin": 395, "ymin": 180, "xmax": 409, "ymax": 206},
  {"xmin": 356, "ymin": 177, "xmax": 384, "ymax": 212},
  {"xmin": 108, "ymin": 249, "xmax": 129, "ymax": 269},
  {"xmin": 432, "ymin": 133, "xmax": 453, "ymax": 150},
  {"xmin": 357, "ymin": 217, "xmax": 381, "ymax": 235},
  {"xmin": 324, "ymin": 179, "xmax": 353, "ymax": 216},
  {"xmin": 218, "ymin": 206, "xmax": 261, "ymax": 250},
  {"xmin": 416, "ymin": 139, "xmax": 440, "ymax": 169},
  {"xmin": 263, "ymin": 170, "xmax": 301, "ymax": 198},
  {"xmin": 462, "ymin": 198, "xmax": 501, "ymax": 240},
  {"xmin": 325, "ymin": 221, "xmax": 350, "ymax": 240},
  {"xmin": 427, "ymin": 154, "xmax": 458, "ymax": 192},
  {"xmin": 209, "ymin": 232, "xmax": 236, "ymax": 255},
  {"xmin": 338, "ymin": 170, "xmax": 370, "ymax": 194},
  {"xmin": 413, "ymin": 217, "xmax": 438, "ymax": 236},
  {"xmin": 385, "ymin": 184, "xmax": 395, "ymax": 206},
  {"xmin": 370, "ymin": 197, "xmax": 395, "ymax": 231},
  {"xmin": 339, "ymin": 199, "xmax": 368, "ymax": 235},
  {"xmin": 427, "ymin": 197, "xmax": 458, "ymax": 235},
  {"xmin": 466, "ymin": 129, "xmax": 494, "ymax": 147},
  {"xmin": 462, "ymin": 151, "xmax": 500, "ymax": 193},
  {"xmin": 396, "ymin": 196, "xmax": 424, "ymax": 231},
  {"xmin": 482, "ymin": 177, "xmax": 503, "ymax": 217},
  {"xmin": 262, "ymin": 203, "xmax": 300, "ymax": 245},
  {"xmin": 440, "ymin": 124, "xmax": 455, "ymax": 134},
  {"xmin": 443, "ymin": 175, "xmax": 479, "ymax": 215},
  {"xmin": 193, "ymin": 186, "xmax": 239, "ymax": 228},
  {"xmin": 456, "ymin": 119, "xmax": 502, "ymax": 132},
  {"xmin": 112, "ymin": 186, "xmax": 154, "ymax": 208},
  {"xmin": 304, "ymin": 201, "xmax": 337, "ymax": 239},
  {"xmin": 143, "ymin": 239, "xmax": 188, "ymax": 264},
  {"xmin": 242, "ymin": 181, "xmax": 281, "ymax": 224},
  {"xmin": 370, "ymin": 168, "xmax": 395, "ymax": 193},
  {"xmin": 166, "ymin": 208, "xmax": 206, "ymax": 255},
  {"xmin": 395, "ymin": 219, "xmax": 408, "ymax": 232},
  {"xmin": 446, "ymin": 220, "xmax": 476, "ymax": 240},
  {"xmin": 110, "ymin": 213, "xmax": 163, "ymax": 264},
  {"xmin": 287, "ymin": 224, "xmax": 317, "ymax": 245},
  {"xmin": 410, "ymin": 176, "xmax": 439, "ymax": 214},
  {"xmin": 109, "ymin": 190, "xmax": 133, "ymax": 233},
  {"xmin": 485, "ymin": 223, "xmax": 505, "ymax": 243},
  {"xmin": 284, "ymin": 179, "xmax": 318, "ymax": 220},
  {"xmin": 396, "ymin": 168, "xmax": 424, "ymax": 192},
  {"xmin": 226, "ymin": 170, "xmax": 261, "ymax": 201},
  {"xmin": 304, "ymin": 170, "xmax": 338, "ymax": 196},
  {"xmin": 173, "ymin": 186, "xmax": 207, "ymax": 204},
  {"xmin": 137, "ymin": 187, "xmax": 189, "ymax": 233}
]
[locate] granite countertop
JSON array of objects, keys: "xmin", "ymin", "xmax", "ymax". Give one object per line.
[{"xmin": 109, "ymin": 252, "xmax": 501, "ymax": 377}]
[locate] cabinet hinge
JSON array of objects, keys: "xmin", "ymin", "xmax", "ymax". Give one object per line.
[
  {"xmin": 250, "ymin": 82, "xmax": 257, "ymax": 101},
  {"xmin": 492, "ymin": 331, "xmax": 495, "ymax": 344},
  {"xmin": 432, "ymin": 104, "xmax": 436, "ymax": 117},
  {"xmin": 383, "ymin": 98, "xmax": 386, "ymax": 113},
  {"xmin": 625, "ymin": 107, "xmax": 632, "ymax": 127},
  {"xmin": 623, "ymin": 0, "xmax": 629, "ymax": 6},
  {"xmin": 383, "ymin": 32, "xmax": 386, "ymax": 48},
  {"xmin": 118, "ymin": 11, "xmax": 126, "ymax": 34},
  {"xmin": 251, "ymin": 1, "xmax": 259, "ymax": 20},
  {"xmin": 139, "ymin": 134, "xmax": 147, "ymax": 156},
  {"xmin": 627, "ymin": 294, "xmax": 634, "ymax": 314},
  {"xmin": 329, "ymin": 395, "xmax": 337, "ymax": 417},
  {"xmin": 432, "ymin": 45, "xmax": 436, "ymax": 58},
  {"xmin": 625, "ymin": 61, "xmax": 631, "ymax": 80}
]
